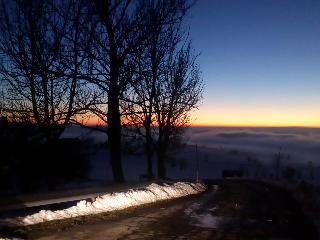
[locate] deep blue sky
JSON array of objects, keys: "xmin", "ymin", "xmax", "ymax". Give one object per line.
[{"xmin": 188, "ymin": 0, "xmax": 320, "ymax": 126}]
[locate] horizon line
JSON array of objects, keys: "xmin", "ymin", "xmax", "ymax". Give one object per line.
[
  {"xmin": 83, "ymin": 123, "xmax": 320, "ymax": 129},
  {"xmin": 190, "ymin": 124, "xmax": 320, "ymax": 128}
]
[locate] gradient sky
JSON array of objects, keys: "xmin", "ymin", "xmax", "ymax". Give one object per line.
[{"xmin": 188, "ymin": 0, "xmax": 320, "ymax": 127}]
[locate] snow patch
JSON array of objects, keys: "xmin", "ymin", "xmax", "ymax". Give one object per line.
[
  {"xmin": 3, "ymin": 182, "xmax": 206, "ymax": 226},
  {"xmin": 185, "ymin": 202, "xmax": 227, "ymax": 229},
  {"xmin": 184, "ymin": 188, "xmax": 229, "ymax": 229},
  {"xmin": 191, "ymin": 213, "xmax": 227, "ymax": 229}
]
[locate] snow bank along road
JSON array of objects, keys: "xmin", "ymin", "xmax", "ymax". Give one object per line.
[
  {"xmin": 1, "ymin": 182, "xmax": 206, "ymax": 226},
  {"xmin": 0, "ymin": 182, "xmax": 151, "ymax": 212}
]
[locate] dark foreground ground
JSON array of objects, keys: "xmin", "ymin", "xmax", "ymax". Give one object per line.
[{"xmin": 3, "ymin": 180, "xmax": 319, "ymax": 240}]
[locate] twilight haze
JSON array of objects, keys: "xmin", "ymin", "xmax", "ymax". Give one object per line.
[{"xmin": 188, "ymin": 0, "xmax": 320, "ymax": 127}]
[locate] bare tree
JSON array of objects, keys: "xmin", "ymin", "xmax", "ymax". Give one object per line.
[
  {"xmin": 0, "ymin": 0, "xmax": 202, "ymax": 183},
  {"xmin": 124, "ymin": 0, "xmax": 192, "ymax": 179},
  {"xmin": 154, "ymin": 43, "xmax": 203, "ymax": 179},
  {"xmin": 0, "ymin": 0, "xmax": 93, "ymax": 141},
  {"xmin": 89, "ymin": 0, "xmax": 150, "ymax": 182},
  {"xmin": 125, "ymin": 0, "xmax": 202, "ymax": 179},
  {"xmin": 54, "ymin": 0, "xmax": 100, "ymax": 127},
  {"xmin": 128, "ymin": 42, "xmax": 203, "ymax": 180}
]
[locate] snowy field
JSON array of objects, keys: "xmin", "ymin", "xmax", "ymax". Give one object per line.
[{"xmin": 61, "ymin": 126, "xmax": 320, "ymax": 183}]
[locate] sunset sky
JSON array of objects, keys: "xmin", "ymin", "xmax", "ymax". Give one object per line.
[{"xmin": 188, "ymin": 0, "xmax": 320, "ymax": 127}]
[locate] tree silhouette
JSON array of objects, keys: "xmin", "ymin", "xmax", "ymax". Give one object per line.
[
  {"xmin": 0, "ymin": 0, "xmax": 93, "ymax": 141},
  {"xmin": 124, "ymin": 0, "xmax": 192, "ymax": 179},
  {"xmin": 0, "ymin": 0, "xmax": 202, "ymax": 183},
  {"xmin": 154, "ymin": 43, "xmax": 203, "ymax": 179}
]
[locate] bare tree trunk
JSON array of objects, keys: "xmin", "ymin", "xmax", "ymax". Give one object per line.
[
  {"xmin": 93, "ymin": 0, "xmax": 127, "ymax": 182},
  {"xmin": 108, "ymin": 67, "xmax": 124, "ymax": 182},
  {"xmin": 157, "ymin": 146, "xmax": 166, "ymax": 179},
  {"xmin": 145, "ymin": 121, "xmax": 154, "ymax": 179},
  {"xmin": 157, "ymin": 127, "xmax": 167, "ymax": 179}
]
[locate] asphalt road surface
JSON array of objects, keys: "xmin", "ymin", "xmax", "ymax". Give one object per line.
[{"xmin": 24, "ymin": 180, "xmax": 318, "ymax": 240}]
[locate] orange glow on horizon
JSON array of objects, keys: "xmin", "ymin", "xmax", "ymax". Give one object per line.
[
  {"xmin": 191, "ymin": 122, "xmax": 320, "ymax": 128},
  {"xmin": 84, "ymin": 121, "xmax": 320, "ymax": 128},
  {"xmin": 190, "ymin": 106, "xmax": 320, "ymax": 128},
  {"xmin": 81, "ymin": 104, "xmax": 320, "ymax": 128}
]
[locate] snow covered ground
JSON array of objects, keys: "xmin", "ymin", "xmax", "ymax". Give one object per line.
[{"xmin": 2, "ymin": 182, "xmax": 206, "ymax": 226}]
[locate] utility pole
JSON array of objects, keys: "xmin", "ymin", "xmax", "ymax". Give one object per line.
[
  {"xmin": 196, "ymin": 144, "xmax": 199, "ymax": 182},
  {"xmin": 274, "ymin": 146, "xmax": 282, "ymax": 180}
]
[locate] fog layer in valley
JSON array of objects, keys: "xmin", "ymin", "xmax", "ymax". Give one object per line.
[
  {"xmin": 61, "ymin": 126, "xmax": 320, "ymax": 183},
  {"xmin": 187, "ymin": 127, "xmax": 320, "ymax": 165}
]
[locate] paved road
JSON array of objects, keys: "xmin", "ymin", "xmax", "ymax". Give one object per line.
[
  {"xmin": 33, "ymin": 194, "xmax": 211, "ymax": 240},
  {"xmin": 27, "ymin": 180, "xmax": 318, "ymax": 240}
]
